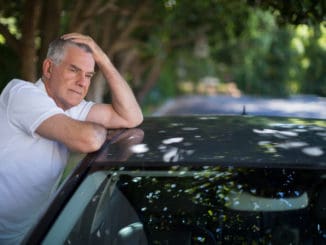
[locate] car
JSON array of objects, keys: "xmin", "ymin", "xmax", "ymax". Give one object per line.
[{"xmin": 22, "ymin": 115, "xmax": 326, "ymax": 244}]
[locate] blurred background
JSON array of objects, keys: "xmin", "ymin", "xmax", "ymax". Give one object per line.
[{"xmin": 0, "ymin": 0, "xmax": 325, "ymax": 117}]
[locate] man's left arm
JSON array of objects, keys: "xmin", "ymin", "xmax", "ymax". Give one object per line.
[{"xmin": 62, "ymin": 33, "xmax": 143, "ymax": 129}]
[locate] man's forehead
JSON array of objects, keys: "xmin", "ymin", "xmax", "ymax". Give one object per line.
[
  {"xmin": 63, "ymin": 45, "xmax": 95, "ymax": 72},
  {"xmin": 69, "ymin": 64, "xmax": 95, "ymax": 75}
]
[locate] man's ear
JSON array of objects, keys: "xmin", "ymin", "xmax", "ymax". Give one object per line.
[{"xmin": 42, "ymin": 59, "xmax": 52, "ymax": 79}]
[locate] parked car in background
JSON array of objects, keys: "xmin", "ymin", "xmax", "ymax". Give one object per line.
[{"xmin": 23, "ymin": 115, "xmax": 326, "ymax": 244}]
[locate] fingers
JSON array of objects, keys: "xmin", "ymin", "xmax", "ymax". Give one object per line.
[
  {"xmin": 61, "ymin": 33, "xmax": 93, "ymax": 45},
  {"xmin": 61, "ymin": 33, "xmax": 108, "ymax": 64},
  {"xmin": 61, "ymin": 33, "xmax": 91, "ymax": 40},
  {"xmin": 61, "ymin": 33, "xmax": 97, "ymax": 51}
]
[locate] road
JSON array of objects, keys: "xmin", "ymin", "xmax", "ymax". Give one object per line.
[{"xmin": 153, "ymin": 94, "xmax": 326, "ymax": 119}]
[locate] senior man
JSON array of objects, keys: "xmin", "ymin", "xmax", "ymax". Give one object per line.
[{"xmin": 0, "ymin": 33, "xmax": 143, "ymax": 244}]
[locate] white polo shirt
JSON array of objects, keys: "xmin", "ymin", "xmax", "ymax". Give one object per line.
[{"xmin": 0, "ymin": 79, "xmax": 94, "ymax": 243}]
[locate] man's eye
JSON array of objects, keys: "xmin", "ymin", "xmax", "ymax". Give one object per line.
[{"xmin": 70, "ymin": 68, "xmax": 78, "ymax": 73}]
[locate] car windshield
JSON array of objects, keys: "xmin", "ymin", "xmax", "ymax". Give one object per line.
[{"xmin": 43, "ymin": 165, "xmax": 325, "ymax": 244}]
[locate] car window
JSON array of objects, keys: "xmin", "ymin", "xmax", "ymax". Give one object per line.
[
  {"xmin": 42, "ymin": 166, "xmax": 326, "ymax": 244},
  {"xmin": 42, "ymin": 171, "xmax": 108, "ymax": 244},
  {"xmin": 43, "ymin": 170, "xmax": 148, "ymax": 245}
]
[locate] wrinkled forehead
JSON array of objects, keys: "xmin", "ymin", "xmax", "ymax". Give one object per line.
[{"xmin": 62, "ymin": 44, "xmax": 95, "ymax": 72}]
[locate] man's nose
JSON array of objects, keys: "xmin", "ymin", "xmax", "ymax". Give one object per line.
[{"xmin": 77, "ymin": 73, "xmax": 88, "ymax": 87}]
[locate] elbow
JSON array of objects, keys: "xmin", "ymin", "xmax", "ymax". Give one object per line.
[
  {"xmin": 74, "ymin": 138, "xmax": 103, "ymax": 154},
  {"xmin": 80, "ymin": 138, "xmax": 104, "ymax": 153},
  {"xmin": 126, "ymin": 113, "xmax": 143, "ymax": 128},
  {"xmin": 133, "ymin": 112, "xmax": 144, "ymax": 127},
  {"xmin": 74, "ymin": 125, "xmax": 107, "ymax": 153}
]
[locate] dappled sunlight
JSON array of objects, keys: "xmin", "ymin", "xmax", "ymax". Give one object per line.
[
  {"xmin": 129, "ymin": 144, "xmax": 149, "ymax": 154},
  {"xmin": 275, "ymin": 141, "xmax": 308, "ymax": 149},
  {"xmin": 160, "ymin": 145, "xmax": 195, "ymax": 163},
  {"xmin": 253, "ymin": 122, "xmax": 326, "ymax": 157},
  {"xmin": 302, "ymin": 147, "xmax": 324, "ymax": 157},
  {"xmin": 162, "ymin": 137, "xmax": 184, "ymax": 144},
  {"xmin": 75, "ymin": 166, "xmax": 324, "ymax": 243},
  {"xmin": 163, "ymin": 147, "xmax": 179, "ymax": 162},
  {"xmin": 253, "ymin": 128, "xmax": 298, "ymax": 137},
  {"xmin": 96, "ymin": 116, "xmax": 326, "ymax": 169}
]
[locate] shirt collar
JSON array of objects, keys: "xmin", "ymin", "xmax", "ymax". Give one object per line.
[{"xmin": 35, "ymin": 79, "xmax": 47, "ymax": 93}]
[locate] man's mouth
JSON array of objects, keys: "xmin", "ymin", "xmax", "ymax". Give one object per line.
[{"xmin": 70, "ymin": 89, "xmax": 82, "ymax": 95}]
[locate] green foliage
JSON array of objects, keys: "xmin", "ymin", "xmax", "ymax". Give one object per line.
[
  {"xmin": 141, "ymin": 61, "xmax": 178, "ymax": 114},
  {"xmin": 300, "ymin": 26, "xmax": 326, "ymax": 96},
  {"xmin": 247, "ymin": 0, "xmax": 326, "ymax": 25},
  {"xmin": 229, "ymin": 11, "xmax": 301, "ymax": 96},
  {"xmin": 0, "ymin": 0, "xmax": 325, "ymax": 101},
  {"xmin": 206, "ymin": 7, "xmax": 325, "ymax": 97},
  {"xmin": 146, "ymin": 1, "xmax": 326, "ymax": 99}
]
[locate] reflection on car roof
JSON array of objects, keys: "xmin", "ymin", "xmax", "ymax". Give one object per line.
[{"xmin": 94, "ymin": 115, "xmax": 326, "ymax": 169}]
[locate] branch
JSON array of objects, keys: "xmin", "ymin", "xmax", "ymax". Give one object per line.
[
  {"xmin": 68, "ymin": 0, "xmax": 85, "ymax": 31},
  {"xmin": 96, "ymin": 2, "xmax": 130, "ymax": 16},
  {"xmin": 110, "ymin": 39, "xmax": 142, "ymax": 56},
  {"xmin": 137, "ymin": 57, "xmax": 164, "ymax": 103},
  {"xmin": 109, "ymin": 2, "xmax": 151, "ymax": 54},
  {"xmin": 69, "ymin": 0, "xmax": 128, "ymax": 32},
  {"xmin": 119, "ymin": 2, "xmax": 150, "ymax": 40}
]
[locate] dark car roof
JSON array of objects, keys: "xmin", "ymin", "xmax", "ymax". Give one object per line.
[
  {"xmin": 21, "ymin": 115, "xmax": 326, "ymax": 244},
  {"xmin": 94, "ymin": 115, "xmax": 326, "ymax": 169}
]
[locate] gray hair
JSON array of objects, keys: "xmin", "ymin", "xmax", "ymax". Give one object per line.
[{"xmin": 47, "ymin": 38, "xmax": 92, "ymax": 64}]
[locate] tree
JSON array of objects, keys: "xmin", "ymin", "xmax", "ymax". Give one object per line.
[
  {"xmin": 247, "ymin": 0, "xmax": 326, "ymax": 25},
  {"xmin": 0, "ymin": 0, "xmax": 249, "ymax": 102},
  {"xmin": 0, "ymin": 0, "xmax": 325, "ymax": 103},
  {"xmin": 0, "ymin": 0, "xmax": 176, "ymax": 102},
  {"xmin": 0, "ymin": 0, "xmax": 61, "ymax": 87}
]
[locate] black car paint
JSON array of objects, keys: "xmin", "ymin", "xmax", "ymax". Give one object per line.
[{"xmin": 22, "ymin": 115, "xmax": 326, "ymax": 244}]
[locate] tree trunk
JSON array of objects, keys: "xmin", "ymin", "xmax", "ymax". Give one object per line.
[
  {"xmin": 37, "ymin": 0, "xmax": 62, "ymax": 77},
  {"xmin": 20, "ymin": 0, "xmax": 42, "ymax": 82}
]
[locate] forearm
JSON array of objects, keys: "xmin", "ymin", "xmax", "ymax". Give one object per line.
[
  {"xmin": 98, "ymin": 57, "xmax": 143, "ymax": 127},
  {"xmin": 37, "ymin": 114, "xmax": 107, "ymax": 153}
]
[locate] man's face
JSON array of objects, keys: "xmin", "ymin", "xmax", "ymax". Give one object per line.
[{"xmin": 45, "ymin": 44, "xmax": 95, "ymax": 110}]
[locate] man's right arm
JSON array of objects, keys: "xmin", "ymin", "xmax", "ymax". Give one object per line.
[{"xmin": 36, "ymin": 114, "xmax": 107, "ymax": 153}]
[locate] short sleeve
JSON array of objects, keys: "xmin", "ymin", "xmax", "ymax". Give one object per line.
[
  {"xmin": 5, "ymin": 80, "xmax": 64, "ymax": 137},
  {"xmin": 65, "ymin": 99, "xmax": 95, "ymax": 121}
]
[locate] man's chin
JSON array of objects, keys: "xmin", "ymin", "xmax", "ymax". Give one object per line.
[{"xmin": 63, "ymin": 100, "xmax": 82, "ymax": 111}]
